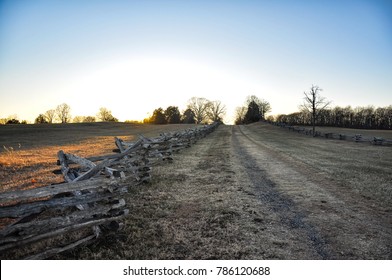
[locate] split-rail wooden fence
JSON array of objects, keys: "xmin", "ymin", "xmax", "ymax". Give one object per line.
[
  {"xmin": 272, "ymin": 122, "xmax": 392, "ymax": 146},
  {"xmin": 0, "ymin": 122, "xmax": 219, "ymax": 259}
]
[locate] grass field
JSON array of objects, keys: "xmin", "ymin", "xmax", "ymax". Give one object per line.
[
  {"xmin": 246, "ymin": 123, "xmax": 392, "ymax": 207},
  {"xmin": 307, "ymin": 125, "xmax": 392, "ymax": 140},
  {"xmin": 0, "ymin": 122, "xmax": 198, "ymax": 192},
  {"xmin": 1, "ymin": 122, "xmax": 391, "ymax": 259}
]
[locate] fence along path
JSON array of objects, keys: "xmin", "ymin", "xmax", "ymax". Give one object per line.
[
  {"xmin": 272, "ymin": 122, "xmax": 392, "ymax": 146},
  {"xmin": 0, "ymin": 122, "xmax": 219, "ymax": 259}
]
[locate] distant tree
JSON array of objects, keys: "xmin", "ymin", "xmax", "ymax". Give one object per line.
[
  {"xmin": 45, "ymin": 109, "xmax": 56, "ymax": 123},
  {"xmin": 245, "ymin": 95, "xmax": 271, "ymax": 120},
  {"xmin": 244, "ymin": 100, "xmax": 261, "ymax": 124},
  {"xmin": 234, "ymin": 106, "xmax": 247, "ymax": 125},
  {"xmin": 207, "ymin": 100, "xmax": 226, "ymax": 122},
  {"xmin": 187, "ymin": 97, "xmax": 210, "ymax": 124},
  {"xmin": 125, "ymin": 120, "xmax": 142, "ymax": 124},
  {"xmin": 97, "ymin": 107, "xmax": 118, "ymax": 122},
  {"xmin": 73, "ymin": 116, "xmax": 84, "ymax": 123},
  {"xmin": 143, "ymin": 117, "xmax": 152, "ymax": 124},
  {"xmin": 3, "ymin": 115, "xmax": 20, "ymax": 124},
  {"xmin": 164, "ymin": 106, "xmax": 181, "ymax": 124},
  {"xmin": 266, "ymin": 115, "xmax": 275, "ymax": 123},
  {"xmin": 83, "ymin": 116, "xmax": 96, "ymax": 122},
  {"xmin": 6, "ymin": 118, "xmax": 20, "ymax": 124},
  {"xmin": 259, "ymin": 99, "xmax": 272, "ymax": 119},
  {"xmin": 375, "ymin": 107, "xmax": 388, "ymax": 129},
  {"xmin": 35, "ymin": 114, "xmax": 48, "ymax": 124},
  {"xmin": 150, "ymin": 108, "xmax": 167, "ymax": 124},
  {"xmin": 300, "ymin": 85, "xmax": 331, "ymax": 136},
  {"xmin": 56, "ymin": 103, "xmax": 72, "ymax": 123},
  {"xmin": 182, "ymin": 108, "xmax": 196, "ymax": 124},
  {"xmin": 236, "ymin": 95, "xmax": 271, "ymax": 124}
]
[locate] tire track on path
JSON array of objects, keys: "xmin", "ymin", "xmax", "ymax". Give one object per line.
[
  {"xmin": 233, "ymin": 125, "xmax": 392, "ymax": 259},
  {"xmin": 232, "ymin": 126, "xmax": 332, "ymax": 259}
]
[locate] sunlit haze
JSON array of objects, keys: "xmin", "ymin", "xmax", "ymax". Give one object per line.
[{"xmin": 1, "ymin": 0, "xmax": 391, "ymax": 124}]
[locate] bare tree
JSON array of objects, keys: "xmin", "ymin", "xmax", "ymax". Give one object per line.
[
  {"xmin": 207, "ymin": 100, "xmax": 226, "ymax": 122},
  {"xmin": 301, "ymin": 85, "xmax": 331, "ymax": 136},
  {"xmin": 259, "ymin": 99, "xmax": 272, "ymax": 119},
  {"xmin": 234, "ymin": 106, "xmax": 247, "ymax": 124},
  {"xmin": 55, "ymin": 103, "xmax": 71, "ymax": 123},
  {"xmin": 44, "ymin": 109, "xmax": 56, "ymax": 123},
  {"xmin": 187, "ymin": 97, "xmax": 210, "ymax": 124}
]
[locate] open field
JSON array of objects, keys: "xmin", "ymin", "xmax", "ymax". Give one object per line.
[
  {"xmin": 299, "ymin": 125, "xmax": 392, "ymax": 140},
  {"xmin": 1, "ymin": 122, "xmax": 391, "ymax": 259},
  {"xmin": 0, "ymin": 123, "xmax": 198, "ymax": 192}
]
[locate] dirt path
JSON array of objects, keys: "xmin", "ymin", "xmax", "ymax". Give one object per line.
[
  {"xmin": 232, "ymin": 125, "xmax": 392, "ymax": 259},
  {"xmin": 68, "ymin": 124, "xmax": 391, "ymax": 259}
]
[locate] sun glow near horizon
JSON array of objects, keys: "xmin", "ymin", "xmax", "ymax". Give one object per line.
[
  {"xmin": 1, "ymin": 1, "xmax": 391, "ymax": 125},
  {"xmin": 59, "ymin": 55, "xmax": 263, "ymax": 124}
]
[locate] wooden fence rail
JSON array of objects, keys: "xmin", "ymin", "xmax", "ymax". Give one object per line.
[
  {"xmin": 272, "ymin": 122, "xmax": 392, "ymax": 146},
  {"xmin": 0, "ymin": 122, "xmax": 219, "ymax": 259}
]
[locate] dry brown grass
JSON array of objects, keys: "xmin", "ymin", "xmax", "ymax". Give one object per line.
[{"xmin": 0, "ymin": 122, "xmax": 198, "ymax": 192}]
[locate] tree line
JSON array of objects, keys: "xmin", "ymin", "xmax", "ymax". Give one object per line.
[
  {"xmin": 2, "ymin": 88, "xmax": 389, "ymax": 129},
  {"xmin": 274, "ymin": 105, "xmax": 392, "ymax": 130},
  {"xmin": 34, "ymin": 104, "xmax": 118, "ymax": 124},
  {"xmin": 144, "ymin": 97, "xmax": 226, "ymax": 124},
  {"xmin": 1, "ymin": 97, "xmax": 227, "ymax": 125},
  {"xmin": 270, "ymin": 84, "xmax": 392, "ymax": 130},
  {"xmin": 0, "ymin": 104, "xmax": 119, "ymax": 125}
]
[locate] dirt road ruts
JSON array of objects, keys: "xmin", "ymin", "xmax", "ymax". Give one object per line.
[
  {"xmin": 63, "ymin": 124, "xmax": 391, "ymax": 259},
  {"xmin": 232, "ymin": 125, "xmax": 392, "ymax": 259}
]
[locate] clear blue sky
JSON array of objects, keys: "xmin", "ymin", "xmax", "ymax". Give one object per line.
[{"xmin": 1, "ymin": 0, "xmax": 391, "ymax": 123}]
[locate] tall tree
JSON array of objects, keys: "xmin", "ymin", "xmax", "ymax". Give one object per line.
[
  {"xmin": 301, "ymin": 85, "xmax": 331, "ymax": 136},
  {"xmin": 207, "ymin": 100, "xmax": 226, "ymax": 122},
  {"xmin": 241, "ymin": 95, "xmax": 272, "ymax": 124},
  {"xmin": 234, "ymin": 106, "xmax": 247, "ymax": 125},
  {"xmin": 259, "ymin": 99, "xmax": 272, "ymax": 119},
  {"xmin": 150, "ymin": 108, "xmax": 167, "ymax": 124},
  {"xmin": 56, "ymin": 103, "xmax": 71, "ymax": 123},
  {"xmin": 182, "ymin": 108, "xmax": 196, "ymax": 124},
  {"xmin": 187, "ymin": 97, "xmax": 210, "ymax": 124},
  {"xmin": 44, "ymin": 109, "xmax": 56, "ymax": 123},
  {"xmin": 244, "ymin": 100, "xmax": 261, "ymax": 123},
  {"xmin": 164, "ymin": 106, "xmax": 181, "ymax": 124},
  {"xmin": 246, "ymin": 95, "xmax": 271, "ymax": 119}
]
